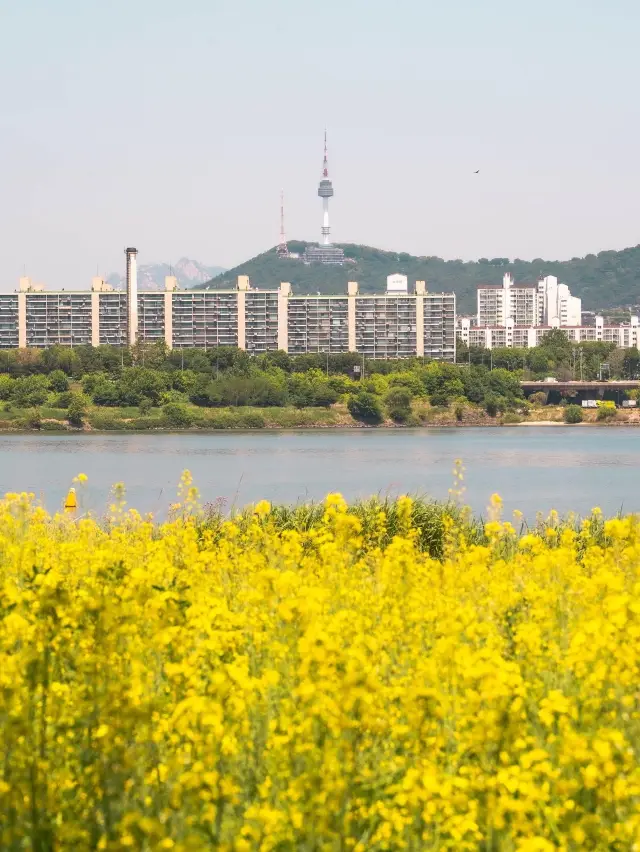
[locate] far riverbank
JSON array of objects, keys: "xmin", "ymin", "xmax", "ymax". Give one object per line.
[{"xmin": 0, "ymin": 402, "xmax": 638, "ymax": 432}]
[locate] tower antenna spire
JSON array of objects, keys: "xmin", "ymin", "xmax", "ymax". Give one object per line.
[
  {"xmin": 276, "ymin": 189, "xmax": 290, "ymax": 258},
  {"xmin": 323, "ymin": 128, "xmax": 329, "ymax": 178}
]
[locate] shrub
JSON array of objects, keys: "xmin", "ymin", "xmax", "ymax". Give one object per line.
[
  {"xmin": 88, "ymin": 413, "xmax": 123, "ymax": 431},
  {"xmin": 162, "ymin": 402, "xmax": 194, "ymax": 428},
  {"xmin": 54, "ymin": 391, "xmax": 73, "ymax": 408},
  {"xmin": 127, "ymin": 417, "xmax": 163, "ymax": 430},
  {"xmin": 238, "ymin": 411, "xmax": 266, "ymax": 429},
  {"xmin": 17, "ymin": 409, "xmax": 42, "ymax": 429},
  {"xmin": 48, "ymin": 370, "xmax": 69, "ymax": 392},
  {"xmin": 564, "ymin": 404, "xmax": 584, "ymax": 424},
  {"xmin": 529, "ymin": 391, "xmax": 547, "ymax": 407},
  {"xmin": 0, "ymin": 374, "xmax": 15, "ymax": 400},
  {"xmin": 384, "ymin": 388, "xmax": 413, "ymax": 423},
  {"xmin": 40, "ymin": 421, "xmax": 67, "ymax": 431},
  {"xmin": 596, "ymin": 401, "xmax": 617, "ymax": 421},
  {"xmin": 138, "ymin": 398, "xmax": 153, "ymax": 415},
  {"xmin": 501, "ymin": 412, "xmax": 523, "ymax": 425},
  {"xmin": 484, "ymin": 394, "xmax": 506, "ymax": 417},
  {"xmin": 347, "ymin": 392, "xmax": 384, "ymax": 424},
  {"xmin": 67, "ymin": 392, "xmax": 89, "ymax": 428}
]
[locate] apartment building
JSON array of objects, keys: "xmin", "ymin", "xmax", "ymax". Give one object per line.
[
  {"xmin": 0, "ymin": 273, "xmax": 457, "ymax": 361},
  {"xmin": 287, "ymin": 295, "xmax": 350, "ymax": 355},
  {"xmin": 477, "ymin": 274, "xmax": 581, "ymax": 328},
  {"xmin": 458, "ymin": 315, "xmax": 640, "ymax": 350}
]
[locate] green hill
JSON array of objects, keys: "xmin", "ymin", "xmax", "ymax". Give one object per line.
[{"xmin": 199, "ymin": 241, "xmax": 640, "ymax": 314}]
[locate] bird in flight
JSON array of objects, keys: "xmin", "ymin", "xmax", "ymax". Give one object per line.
[{"xmin": 474, "ymin": 169, "xmax": 480, "ymax": 174}]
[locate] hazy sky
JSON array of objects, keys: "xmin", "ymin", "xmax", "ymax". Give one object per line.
[{"xmin": 1, "ymin": 0, "xmax": 639, "ymax": 290}]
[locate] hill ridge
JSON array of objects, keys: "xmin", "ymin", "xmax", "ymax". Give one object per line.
[{"xmin": 199, "ymin": 241, "xmax": 640, "ymax": 313}]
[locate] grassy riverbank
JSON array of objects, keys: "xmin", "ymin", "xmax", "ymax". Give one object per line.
[{"xmin": 0, "ymin": 400, "xmax": 638, "ymax": 431}]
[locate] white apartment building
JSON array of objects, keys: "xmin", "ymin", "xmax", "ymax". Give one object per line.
[
  {"xmin": 537, "ymin": 275, "xmax": 582, "ymax": 327},
  {"xmin": 477, "ymin": 273, "xmax": 581, "ymax": 328},
  {"xmin": 457, "ymin": 315, "xmax": 640, "ymax": 350}
]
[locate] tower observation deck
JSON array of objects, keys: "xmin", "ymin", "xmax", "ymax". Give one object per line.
[{"xmin": 304, "ymin": 131, "xmax": 344, "ymax": 265}]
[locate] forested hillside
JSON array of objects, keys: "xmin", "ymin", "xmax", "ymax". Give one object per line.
[{"xmin": 200, "ymin": 241, "xmax": 640, "ymax": 313}]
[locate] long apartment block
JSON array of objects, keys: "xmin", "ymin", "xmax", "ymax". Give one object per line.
[
  {"xmin": 0, "ymin": 274, "xmax": 456, "ymax": 361},
  {"xmin": 457, "ymin": 315, "xmax": 640, "ymax": 350}
]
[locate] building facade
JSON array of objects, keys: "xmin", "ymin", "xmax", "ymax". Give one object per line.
[
  {"xmin": 458, "ymin": 315, "xmax": 640, "ymax": 350},
  {"xmin": 0, "ymin": 273, "xmax": 457, "ymax": 361},
  {"xmin": 477, "ymin": 274, "xmax": 581, "ymax": 328}
]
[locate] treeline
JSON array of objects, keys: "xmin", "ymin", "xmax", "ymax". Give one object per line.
[
  {"xmin": 0, "ymin": 342, "xmax": 524, "ymax": 425},
  {"xmin": 458, "ymin": 330, "xmax": 640, "ymax": 380},
  {"xmin": 0, "ymin": 334, "xmax": 637, "ymax": 429}
]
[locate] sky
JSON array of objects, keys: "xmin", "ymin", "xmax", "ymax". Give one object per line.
[{"xmin": 1, "ymin": 0, "xmax": 640, "ymax": 290}]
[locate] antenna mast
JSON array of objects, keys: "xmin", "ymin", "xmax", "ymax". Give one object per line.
[{"xmin": 276, "ymin": 189, "xmax": 290, "ymax": 258}]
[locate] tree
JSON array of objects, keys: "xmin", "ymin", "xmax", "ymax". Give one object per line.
[
  {"xmin": 0, "ymin": 375, "xmax": 14, "ymax": 400},
  {"xmin": 162, "ymin": 402, "xmax": 194, "ymax": 428},
  {"xmin": 11, "ymin": 375, "xmax": 49, "ymax": 408},
  {"xmin": 67, "ymin": 392, "xmax": 89, "ymax": 428},
  {"xmin": 347, "ymin": 392, "xmax": 384, "ymax": 424},
  {"xmin": 623, "ymin": 348, "xmax": 640, "ymax": 379},
  {"xmin": 118, "ymin": 368, "xmax": 167, "ymax": 406},
  {"xmin": 48, "ymin": 369, "xmax": 69, "ymax": 392},
  {"xmin": 564, "ymin": 404, "xmax": 584, "ymax": 424},
  {"xmin": 385, "ymin": 388, "xmax": 413, "ymax": 422}
]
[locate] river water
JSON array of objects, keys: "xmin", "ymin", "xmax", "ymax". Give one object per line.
[{"xmin": 0, "ymin": 428, "xmax": 637, "ymax": 520}]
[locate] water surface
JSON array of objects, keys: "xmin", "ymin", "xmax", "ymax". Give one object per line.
[{"xmin": 0, "ymin": 428, "xmax": 637, "ymax": 519}]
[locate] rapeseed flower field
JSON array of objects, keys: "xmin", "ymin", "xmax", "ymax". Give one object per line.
[{"xmin": 1, "ymin": 474, "xmax": 640, "ymax": 850}]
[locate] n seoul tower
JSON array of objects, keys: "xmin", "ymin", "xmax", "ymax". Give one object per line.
[
  {"xmin": 318, "ymin": 130, "xmax": 334, "ymax": 246},
  {"xmin": 304, "ymin": 131, "xmax": 345, "ymax": 264}
]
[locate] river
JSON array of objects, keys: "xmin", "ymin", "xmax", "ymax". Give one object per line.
[{"xmin": 0, "ymin": 427, "xmax": 637, "ymax": 520}]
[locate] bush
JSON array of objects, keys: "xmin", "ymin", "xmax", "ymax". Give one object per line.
[
  {"xmin": 484, "ymin": 394, "xmax": 506, "ymax": 417},
  {"xmin": 501, "ymin": 412, "xmax": 523, "ymax": 425},
  {"xmin": 139, "ymin": 398, "xmax": 153, "ymax": 415},
  {"xmin": 529, "ymin": 391, "xmax": 548, "ymax": 407},
  {"xmin": 384, "ymin": 388, "xmax": 413, "ymax": 423},
  {"xmin": 347, "ymin": 392, "xmax": 384, "ymax": 424},
  {"xmin": 162, "ymin": 402, "xmax": 194, "ymax": 428},
  {"xmin": 237, "ymin": 411, "xmax": 266, "ymax": 429},
  {"xmin": 18, "ymin": 409, "xmax": 42, "ymax": 430},
  {"xmin": 54, "ymin": 391, "xmax": 73, "ymax": 408},
  {"xmin": 48, "ymin": 370, "xmax": 69, "ymax": 392},
  {"xmin": 88, "ymin": 413, "xmax": 123, "ymax": 431},
  {"xmin": 67, "ymin": 392, "xmax": 89, "ymax": 428},
  {"xmin": 127, "ymin": 417, "xmax": 164, "ymax": 430},
  {"xmin": 0, "ymin": 375, "xmax": 15, "ymax": 400},
  {"xmin": 596, "ymin": 401, "xmax": 617, "ymax": 421},
  {"xmin": 564, "ymin": 404, "xmax": 584, "ymax": 424}
]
